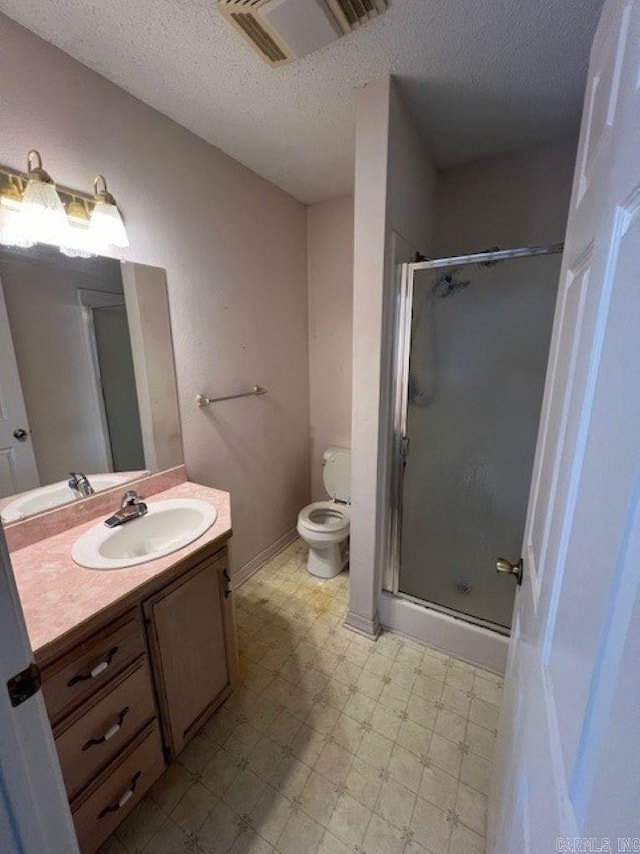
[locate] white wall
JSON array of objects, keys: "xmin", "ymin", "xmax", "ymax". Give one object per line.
[
  {"xmin": 434, "ymin": 137, "xmax": 577, "ymax": 256},
  {"xmin": 0, "ymin": 251, "xmax": 124, "ymax": 484},
  {"xmin": 0, "ymin": 14, "xmax": 309, "ymax": 572},
  {"xmin": 386, "ymin": 86, "xmax": 437, "ymax": 254},
  {"xmin": 306, "ymin": 196, "xmax": 354, "ymax": 500},
  {"xmin": 348, "ymin": 76, "xmax": 436, "ymax": 637}
]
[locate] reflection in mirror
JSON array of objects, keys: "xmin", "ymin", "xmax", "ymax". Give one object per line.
[{"xmin": 0, "ymin": 246, "xmax": 182, "ymax": 523}]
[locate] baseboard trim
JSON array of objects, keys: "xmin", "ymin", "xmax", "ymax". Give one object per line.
[
  {"xmin": 344, "ymin": 609, "xmax": 380, "ymax": 640},
  {"xmin": 234, "ymin": 527, "xmax": 298, "ymax": 588},
  {"xmin": 378, "ymin": 592, "xmax": 508, "ymax": 675}
]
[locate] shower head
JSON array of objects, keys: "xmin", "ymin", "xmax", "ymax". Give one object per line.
[
  {"xmin": 477, "ymin": 246, "xmax": 502, "ymax": 267},
  {"xmin": 431, "ymin": 247, "xmax": 506, "ymax": 299},
  {"xmin": 434, "ymin": 269, "xmax": 471, "ymax": 299}
]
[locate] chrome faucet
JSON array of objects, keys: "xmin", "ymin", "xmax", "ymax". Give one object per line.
[
  {"xmin": 68, "ymin": 472, "xmax": 95, "ymax": 498},
  {"xmin": 104, "ymin": 490, "xmax": 148, "ymax": 528}
]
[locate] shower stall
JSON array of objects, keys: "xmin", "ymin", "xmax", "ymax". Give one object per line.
[{"xmin": 384, "ymin": 245, "xmax": 563, "ymax": 658}]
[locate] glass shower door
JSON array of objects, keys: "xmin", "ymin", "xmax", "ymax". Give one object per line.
[{"xmin": 398, "ymin": 253, "xmax": 561, "ymax": 630}]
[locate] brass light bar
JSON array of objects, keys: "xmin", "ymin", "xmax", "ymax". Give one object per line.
[{"xmin": 0, "ymin": 164, "xmax": 97, "ymax": 225}]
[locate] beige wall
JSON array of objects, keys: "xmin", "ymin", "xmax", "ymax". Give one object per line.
[
  {"xmin": 434, "ymin": 137, "xmax": 577, "ymax": 255},
  {"xmin": 348, "ymin": 77, "xmax": 436, "ymax": 637},
  {"xmin": 306, "ymin": 196, "xmax": 354, "ymax": 501},
  {"xmin": 0, "ymin": 14, "xmax": 309, "ymax": 572}
]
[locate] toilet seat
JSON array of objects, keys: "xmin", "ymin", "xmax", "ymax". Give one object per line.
[
  {"xmin": 298, "ymin": 448, "xmax": 351, "ymax": 579},
  {"xmin": 298, "ymin": 500, "xmax": 350, "ymax": 534}
]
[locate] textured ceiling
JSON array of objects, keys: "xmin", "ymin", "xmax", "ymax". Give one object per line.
[{"xmin": 0, "ymin": 0, "xmax": 603, "ymax": 204}]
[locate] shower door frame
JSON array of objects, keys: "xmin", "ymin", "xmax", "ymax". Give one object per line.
[{"xmin": 385, "ymin": 243, "xmax": 564, "ymax": 634}]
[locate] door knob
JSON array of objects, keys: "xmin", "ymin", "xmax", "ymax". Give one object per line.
[
  {"xmin": 13, "ymin": 428, "xmax": 28, "ymax": 442},
  {"xmin": 496, "ymin": 557, "xmax": 523, "ymax": 585}
]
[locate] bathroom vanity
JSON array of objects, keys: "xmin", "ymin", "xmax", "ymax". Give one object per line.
[
  {"xmin": 0, "ymin": 238, "xmax": 244, "ymax": 850},
  {"xmin": 6, "ymin": 471, "xmax": 238, "ymax": 853},
  {"xmin": 0, "ymin": 247, "xmax": 241, "ymax": 850}
]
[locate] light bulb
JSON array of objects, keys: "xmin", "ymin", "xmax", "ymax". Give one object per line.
[
  {"xmin": 0, "ymin": 219, "xmax": 35, "ymax": 248},
  {"xmin": 59, "ymin": 226, "xmax": 97, "ymax": 259},
  {"xmin": 60, "ymin": 200, "xmax": 97, "ymax": 258},
  {"xmin": 12, "ymin": 150, "xmax": 68, "ymax": 247},
  {"xmin": 89, "ymin": 175, "xmax": 129, "ymax": 248}
]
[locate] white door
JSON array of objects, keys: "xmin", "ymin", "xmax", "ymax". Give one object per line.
[
  {"xmin": 0, "ymin": 275, "xmax": 39, "ymax": 497},
  {"xmin": 0, "ymin": 524, "xmax": 79, "ymax": 853},
  {"xmin": 489, "ymin": 0, "xmax": 640, "ymax": 850}
]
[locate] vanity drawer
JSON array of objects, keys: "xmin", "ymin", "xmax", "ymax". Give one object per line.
[
  {"xmin": 55, "ymin": 658, "xmax": 156, "ymax": 801},
  {"xmin": 72, "ymin": 721, "xmax": 165, "ymax": 854},
  {"xmin": 42, "ymin": 612, "xmax": 145, "ymax": 723}
]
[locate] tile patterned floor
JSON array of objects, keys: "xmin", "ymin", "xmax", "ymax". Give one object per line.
[{"xmin": 100, "ymin": 539, "xmax": 502, "ymax": 854}]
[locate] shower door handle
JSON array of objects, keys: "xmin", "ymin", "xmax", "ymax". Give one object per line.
[
  {"xmin": 400, "ymin": 436, "xmax": 410, "ymax": 471},
  {"xmin": 496, "ymin": 557, "xmax": 523, "ymax": 586}
]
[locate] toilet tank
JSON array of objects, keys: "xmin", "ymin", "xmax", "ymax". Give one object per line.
[{"xmin": 322, "ymin": 447, "xmax": 351, "ymax": 504}]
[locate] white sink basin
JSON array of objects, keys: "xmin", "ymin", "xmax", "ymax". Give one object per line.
[
  {"xmin": 71, "ymin": 499, "xmax": 218, "ymax": 570},
  {"xmin": 1, "ymin": 473, "xmax": 133, "ymax": 523}
]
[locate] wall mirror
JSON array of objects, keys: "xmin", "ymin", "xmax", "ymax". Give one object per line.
[{"xmin": 0, "ymin": 245, "xmax": 182, "ymax": 524}]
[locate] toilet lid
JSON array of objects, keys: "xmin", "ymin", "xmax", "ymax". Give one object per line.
[{"xmin": 322, "ymin": 449, "xmax": 351, "ymax": 503}]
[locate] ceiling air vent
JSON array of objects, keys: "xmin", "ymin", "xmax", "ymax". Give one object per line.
[
  {"xmin": 218, "ymin": 0, "xmax": 387, "ymax": 67},
  {"xmin": 327, "ymin": 0, "xmax": 387, "ymax": 32}
]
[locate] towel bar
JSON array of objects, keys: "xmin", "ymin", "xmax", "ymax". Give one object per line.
[{"xmin": 196, "ymin": 386, "xmax": 267, "ymax": 407}]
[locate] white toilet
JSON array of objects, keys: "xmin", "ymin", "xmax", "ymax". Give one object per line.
[{"xmin": 297, "ymin": 448, "xmax": 350, "ymax": 579}]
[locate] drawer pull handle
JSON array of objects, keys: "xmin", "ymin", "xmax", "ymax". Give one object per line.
[
  {"xmin": 67, "ymin": 646, "xmax": 119, "ymax": 687},
  {"xmin": 98, "ymin": 770, "xmax": 142, "ymax": 818},
  {"xmin": 223, "ymin": 568, "xmax": 231, "ymax": 598},
  {"xmin": 82, "ymin": 707, "xmax": 130, "ymax": 751}
]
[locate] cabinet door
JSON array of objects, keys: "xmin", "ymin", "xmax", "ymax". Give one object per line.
[{"xmin": 146, "ymin": 557, "xmax": 231, "ymax": 755}]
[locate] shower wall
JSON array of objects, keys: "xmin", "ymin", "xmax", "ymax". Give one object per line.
[{"xmin": 434, "ymin": 137, "xmax": 577, "ymax": 255}]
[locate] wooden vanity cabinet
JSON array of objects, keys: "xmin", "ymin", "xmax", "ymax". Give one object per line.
[
  {"xmin": 54, "ymin": 658, "xmax": 156, "ymax": 801},
  {"xmin": 39, "ymin": 541, "xmax": 237, "ymax": 853},
  {"xmin": 42, "ymin": 613, "xmax": 146, "ymax": 726},
  {"xmin": 143, "ymin": 549, "xmax": 237, "ymax": 756},
  {"xmin": 41, "ymin": 611, "xmax": 163, "ymax": 854},
  {"xmin": 72, "ymin": 721, "xmax": 165, "ymax": 853}
]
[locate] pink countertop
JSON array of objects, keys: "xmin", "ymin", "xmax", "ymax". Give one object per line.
[{"xmin": 9, "ymin": 480, "xmax": 232, "ymax": 661}]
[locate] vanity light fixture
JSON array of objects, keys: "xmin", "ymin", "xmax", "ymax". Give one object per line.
[
  {"xmin": 0, "ymin": 177, "xmax": 28, "ymax": 246},
  {"xmin": 89, "ymin": 175, "xmax": 129, "ymax": 248},
  {"xmin": 60, "ymin": 200, "xmax": 95, "ymax": 259},
  {"xmin": 7, "ymin": 150, "xmax": 69, "ymax": 248},
  {"xmin": 66, "ymin": 198, "xmax": 91, "ymax": 228},
  {"xmin": 0, "ymin": 153, "xmax": 129, "ymax": 256},
  {"xmin": 0, "ymin": 177, "xmax": 23, "ymax": 212}
]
